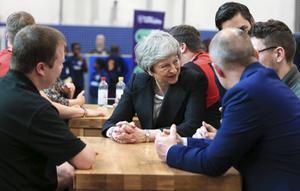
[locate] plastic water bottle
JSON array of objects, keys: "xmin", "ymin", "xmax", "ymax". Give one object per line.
[
  {"xmin": 97, "ymin": 77, "xmax": 108, "ymax": 106},
  {"xmin": 115, "ymin": 77, "xmax": 126, "ymax": 101}
]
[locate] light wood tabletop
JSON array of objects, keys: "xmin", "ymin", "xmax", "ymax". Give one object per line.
[
  {"xmin": 68, "ymin": 104, "xmax": 140, "ymax": 136},
  {"xmin": 73, "ymin": 137, "xmax": 241, "ymax": 191}
]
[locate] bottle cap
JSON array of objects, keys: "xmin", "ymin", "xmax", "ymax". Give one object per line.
[
  {"xmin": 101, "ymin": 77, "xmax": 106, "ymax": 81},
  {"xmin": 118, "ymin": 77, "xmax": 124, "ymax": 81}
]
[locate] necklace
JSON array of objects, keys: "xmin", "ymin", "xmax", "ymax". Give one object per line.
[{"xmin": 154, "ymin": 79, "xmax": 168, "ymax": 96}]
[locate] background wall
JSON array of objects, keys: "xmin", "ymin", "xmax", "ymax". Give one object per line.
[
  {"xmin": 0, "ymin": 0, "xmax": 296, "ymax": 31},
  {"xmin": 185, "ymin": 0, "xmax": 295, "ymax": 31},
  {"xmin": 0, "ymin": 0, "xmax": 298, "ymax": 102}
]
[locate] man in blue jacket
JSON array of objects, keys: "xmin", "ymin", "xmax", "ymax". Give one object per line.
[{"xmin": 155, "ymin": 28, "xmax": 300, "ymax": 191}]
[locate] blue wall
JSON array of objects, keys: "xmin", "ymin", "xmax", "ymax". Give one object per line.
[
  {"xmin": 49, "ymin": 24, "xmax": 216, "ymax": 54},
  {"xmin": 3, "ymin": 21, "xmax": 300, "ymax": 73},
  {"xmin": 1, "ymin": 22, "xmax": 217, "ymax": 55},
  {"xmin": 51, "ymin": 25, "xmax": 133, "ymax": 54}
]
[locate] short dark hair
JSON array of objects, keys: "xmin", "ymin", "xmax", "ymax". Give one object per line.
[
  {"xmin": 168, "ymin": 25, "xmax": 202, "ymax": 52},
  {"xmin": 215, "ymin": 2, "xmax": 253, "ymax": 31},
  {"xmin": 250, "ymin": 19, "xmax": 296, "ymax": 63},
  {"xmin": 110, "ymin": 44, "xmax": 120, "ymax": 54},
  {"xmin": 6, "ymin": 11, "xmax": 35, "ymax": 43},
  {"xmin": 11, "ymin": 25, "xmax": 66, "ymax": 73},
  {"xmin": 71, "ymin": 42, "xmax": 80, "ymax": 51}
]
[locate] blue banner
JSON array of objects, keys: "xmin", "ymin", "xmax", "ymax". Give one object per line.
[{"xmin": 133, "ymin": 10, "xmax": 165, "ymax": 69}]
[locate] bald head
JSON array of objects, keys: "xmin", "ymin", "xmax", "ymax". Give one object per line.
[
  {"xmin": 96, "ymin": 34, "xmax": 105, "ymax": 41},
  {"xmin": 95, "ymin": 34, "xmax": 105, "ymax": 51},
  {"xmin": 209, "ymin": 28, "xmax": 255, "ymax": 70}
]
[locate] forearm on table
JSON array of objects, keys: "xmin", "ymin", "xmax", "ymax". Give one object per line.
[
  {"xmin": 51, "ymin": 102, "xmax": 85, "ymax": 119},
  {"xmin": 41, "ymin": 91, "xmax": 85, "ymax": 119},
  {"xmin": 105, "ymin": 126, "xmax": 160, "ymax": 142},
  {"xmin": 68, "ymin": 98, "xmax": 81, "ymax": 106}
]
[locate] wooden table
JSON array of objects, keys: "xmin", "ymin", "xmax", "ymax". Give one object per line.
[
  {"xmin": 69, "ymin": 104, "xmax": 140, "ymax": 136},
  {"xmin": 73, "ymin": 137, "xmax": 241, "ymax": 191}
]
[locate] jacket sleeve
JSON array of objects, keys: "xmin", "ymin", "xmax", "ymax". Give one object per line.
[
  {"xmin": 187, "ymin": 137, "xmax": 212, "ymax": 149},
  {"xmin": 176, "ymin": 72, "xmax": 207, "ymax": 137},
  {"xmin": 101, "ymin": 73, "xmax": 136, "ymax": 136},
  {"xmin": 167, "ymin": 87, "xmax": 263, "ymax": 176}
]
